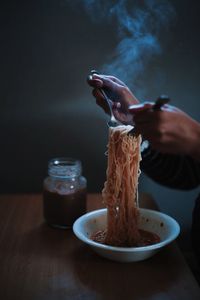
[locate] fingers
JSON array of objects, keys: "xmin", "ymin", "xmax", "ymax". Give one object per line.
[
  {"xmin": 93, "ymin": 74, "xmax": 125, "ymax": 94},
  {"xmin": 87, "ymin": 75, "xmax": 103, "ymax": 88},
  {"xmin": 134, "ymin": 123, "xmax": 161, "ymax": 140},
  {"xmin": 129, "ymin": 101, "xmax": 176, "ymax": 115},
  {"xmin": 92, "ymin": 88, "xmax": 103, "ymax": 99},
  {"xmin": 93, "ymin": 88, "xmax": 121, "ymax": 114},
  {"xmin": 112, "ymin": 102, "xmax": 121, "ymax": 109},
  {"xmin": 129, "ymin": 102, "xmax": 155, "ymax": 128},
  {"xmin": 91, "ymin": 74, "xmax": 126, "ymax": 87},
  {"xmin": 130, "ymin": 103, "xmax": 162, "ymax": 137},
  {"xmin": 93, "ymin": 88, "xmax": 110, "ymax": 114},
  {"xmin": 102, "ymin": 75, "xmax": 126, "ymax": 86},
  {"xmin": 128, "ymin": 102, "xmax": 154, "ymax": 113},
  {"xmin": 88, "ymin": 74, "xmax": 129, "ymax": 99}
]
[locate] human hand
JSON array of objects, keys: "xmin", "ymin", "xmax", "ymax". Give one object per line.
[
  {"xmin": 87, "ymin": 73, "xmax": 139, "ymax": 125},
  {"xmin": 129, "ymin": 102, "xmax": 200, "ymax": 160}
]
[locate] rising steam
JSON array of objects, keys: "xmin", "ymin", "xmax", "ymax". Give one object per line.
[{"xmin": 66, "ymin": 0, "xmax": 175, "ymax": 92}]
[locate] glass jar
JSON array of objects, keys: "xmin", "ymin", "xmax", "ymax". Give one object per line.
[{"xmin": 43, "ymin": 157, "xmax": 87, "ymax": 229}]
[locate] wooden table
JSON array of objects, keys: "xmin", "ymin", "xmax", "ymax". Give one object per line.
[{"xmin": 0, "ymin": 193, "xmax": 199, "ymax": 300}]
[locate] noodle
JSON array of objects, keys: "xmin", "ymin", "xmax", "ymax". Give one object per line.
[{"xmin": 102, "ymin": 125, "xmax": 142, "ymax": 246}]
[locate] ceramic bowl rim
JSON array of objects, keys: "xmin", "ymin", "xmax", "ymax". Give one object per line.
[{"xmin": 73, "ymin": 208, "xmax": 180, "ymax": 253}]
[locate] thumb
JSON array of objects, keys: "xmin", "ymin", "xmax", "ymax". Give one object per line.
[{"xmin": 128, "ymin": 102, "xmax": 154, "ymax": 114}]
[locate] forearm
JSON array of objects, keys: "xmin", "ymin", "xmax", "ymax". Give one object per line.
[{"xmin": 141, "ymin": 147, "xmax": 200, "ymax": 190}]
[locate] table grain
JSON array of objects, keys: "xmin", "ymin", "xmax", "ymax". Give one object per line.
[{"xmin": 0, "ymin": 193, "xmax": 199, "ymax": 300}]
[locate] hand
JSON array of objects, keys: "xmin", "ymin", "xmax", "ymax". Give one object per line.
[
  {"xmin": 129, "ymin": 103, "xmax": 200, "ymax": 160},
  {"xmin": 87, "ymin": 74, "xmax": 139, "ymax": 125}
]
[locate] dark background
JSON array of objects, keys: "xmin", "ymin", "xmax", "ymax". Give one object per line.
[{"xmin": 0, "ymin": 0, "xmax": 200, "ymax": 249}]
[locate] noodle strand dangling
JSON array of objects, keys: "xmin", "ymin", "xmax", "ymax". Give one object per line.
[{"xmin": 102, "ymin": 125, "xmax": 142, "ymax": 247}]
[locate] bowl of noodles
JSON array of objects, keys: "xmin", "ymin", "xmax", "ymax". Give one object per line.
[
  {"xmin": 73, "ymin": 125, "xmax": 179, "ymax": 262},
  {"xmin": 73, "ymin": 208, "xmax": 180, "ymax": 262}
]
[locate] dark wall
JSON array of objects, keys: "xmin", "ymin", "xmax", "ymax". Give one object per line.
[
  {"xmin": 0, "ymin": 0, "xmax": 109, "ymax": 193},
  {"xmin": 0, "ymin": 0, "xmax": 199, "ymax": 196}
]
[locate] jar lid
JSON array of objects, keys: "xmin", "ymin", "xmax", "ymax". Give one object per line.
[{"xmin": 48, "ymin": 157, "xmax": 82, "ymax": 178}]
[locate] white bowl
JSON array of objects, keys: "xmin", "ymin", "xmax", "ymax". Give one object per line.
[{"xmin": 73, "ymin": 208, "xmax": 180, "ymax": 262}]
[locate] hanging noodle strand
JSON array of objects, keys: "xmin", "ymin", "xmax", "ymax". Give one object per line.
[{"xmin": 102, "ymin": 125, "xmax": 142, "ymax": 247}]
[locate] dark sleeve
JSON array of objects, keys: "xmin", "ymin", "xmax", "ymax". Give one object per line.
[{"xmin": 140, "ymin": 146, "xmax": 200, "ymax": 190}]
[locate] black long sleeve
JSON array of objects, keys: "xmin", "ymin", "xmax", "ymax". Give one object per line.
[
  {"xmin": 141, "ymin": 146, "xmax": 200, "ymax": 263},
  {"xmin": 141, "ymin": 147, "xmax": 200, "ymax": 190}
]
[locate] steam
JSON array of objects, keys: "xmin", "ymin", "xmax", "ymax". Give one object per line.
[{"xmin": 67, "ymin": 0, "xmax": 175, "ymax": 92}]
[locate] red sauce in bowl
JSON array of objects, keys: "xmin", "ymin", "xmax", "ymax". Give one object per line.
[{"xmin": 91, "ymin": 229, "xmax": 160, "ymax": 247}]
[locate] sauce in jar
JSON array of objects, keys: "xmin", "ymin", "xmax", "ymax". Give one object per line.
[{"xmin": 43, "ymin": 158, "xmax": 87, "ymax": 229}]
